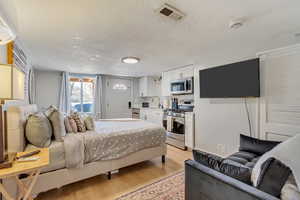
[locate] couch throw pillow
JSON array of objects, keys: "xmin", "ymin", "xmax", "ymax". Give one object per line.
[
  {"xmin": 257, "ymin": 157, "xmax": 291, "ymax": 197},
  {"xmin": 26, "ymin": 112, "xmax": 52, "ymax": 148},
  {"xmin": 239, "ymin": 134, "xmax": 280, "ymax": 156}
]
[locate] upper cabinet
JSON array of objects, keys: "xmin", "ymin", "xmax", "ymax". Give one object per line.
[
  {"xmin": 161, "ymin": 65, "xmax": 194, "ymax": 96},
  {"xmin": 139, "ymin": 76, "xmax": 161, "ymax": 97}
]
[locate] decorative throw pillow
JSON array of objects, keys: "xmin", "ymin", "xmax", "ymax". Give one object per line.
[
  {"xmin": 256, "ymin": 157, "xmax": 291, "ymax": 197},
  {"xmin": 26, "ymin": 112, "xmax": 52, "ymax": 147},
  {"xmin": 68, "ymin": 117, "xmax": 78, "ymax": 133},
  {"xmin": 193, "ymin": 150, "xmax": 252, "ymax": 184},
  {"xmin": 45, "ymin": 105, "xmax": 66, "ymax": 141},
  {"xmin": 220, "ymin": 160, "xmax": 252, "ymax": 184},
  {"xmin": 64, "ymin": 117, "xmax": 73, "ymax": 133},
  {"xmin": 193, "ymin": 150, "xmax": 223, "ymax": 171},
  {"xmin": 71, "ymin": 112, "xmax": 86, "ymax": 132},
  {"xmin": 84, "ymin": 116, "xmax": 95, "ymax": 131},
  {"xmin": 239, "ymin": 134, "xmax": 280, "ymax": 156}
]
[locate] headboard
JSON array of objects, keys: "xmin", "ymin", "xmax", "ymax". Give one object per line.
[{"xmin": 7, "ymin": 104, "xmax": 38, "ymax": 152}]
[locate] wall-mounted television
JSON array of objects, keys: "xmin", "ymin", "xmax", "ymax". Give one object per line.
[{"xmin": 200, "ymin": 58, "xmax": 260, "ymax": 98}]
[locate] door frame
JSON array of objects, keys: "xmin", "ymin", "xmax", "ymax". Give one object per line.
[
  {"xmin": 258, "ymin": 44, "xmax": 300, "ymax": 141},
  {"xmin": 102, "ymin": 75, "xmax": 136, "ymax": 118}
]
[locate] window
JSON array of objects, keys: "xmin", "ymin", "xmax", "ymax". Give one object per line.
[{"xmin": 69, "ymin": 76, "xmax": 96, "ymax": 113}]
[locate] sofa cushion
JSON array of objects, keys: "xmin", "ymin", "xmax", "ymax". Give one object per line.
[
  {"xmin": 226, "ymin": 151, "xmax": 260, "ymax": 170},
  {"xmin": 193, "ymin": 150, "xmax": 223, "ymax": 171},
  {"xmin": 239, "ymin": 134, "xmax": 280, "ymax": 156},
  {"xmin": 257, "ymin": 157, "xmax": 291, "ymax": 197},
  {"xmin": 219, "ymin": 162, "xmax": 252, "ymax": 184},
  {"xmin": 193, "ymin": 150, "xmax": 251, "ymax": 184}
]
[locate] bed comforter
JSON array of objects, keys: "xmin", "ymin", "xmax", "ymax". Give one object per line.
[{"xmin": 63, "ymin": 120, "xmax": 166, "ymax": 168}]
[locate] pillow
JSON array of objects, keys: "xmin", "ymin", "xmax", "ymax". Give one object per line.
[
  {"xmin": 64, "ymin": 117, "xmax": 73, "ymax": 133},
  {"xmin": 239, "ymin": 134, "xmax": 280, "ymax": 156},
  {"xmin": 281, "ymin": 175, "xmax": 300, "ymax": 200},
  {"xmin": 193, "ymin": 150, "xmax": 251, "ymax": 184},
  {"xmin": 84, "ymin": 116, "xmax": 95, "ymax": 131},
  {"xmin": 257, "ymin": 157, "xmax": 291, "ymax": 197},
  {"xmin": 220, "ymin": 160, "xmax": 252, "ymax": 184},
  {"xmin": 69, "ymin": 117, "xmax": 78, "ymax": 133},
  {"xmin": 26, "ymin": 112, "xmax": 52, "ymax": 147},
  {"xmin": 71, "ymin": 112, "xmax": 86, "ymax": 132},
  {"xmin": 45, "ymin": 106, "xmax": 66, "ymax": 141},
  {"xmin": 193, "ymin": 150, "xmax": 223, "ymax": 171}
]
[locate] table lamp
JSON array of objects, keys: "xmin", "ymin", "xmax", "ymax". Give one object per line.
[{"xmin": 0, "ymin": 64, "xmax": 25, "ymax": 168}]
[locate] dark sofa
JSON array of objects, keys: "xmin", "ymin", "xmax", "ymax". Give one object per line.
[{"xmin": 185, "ymin": 135, "xmax": 281, "ymax": 200}]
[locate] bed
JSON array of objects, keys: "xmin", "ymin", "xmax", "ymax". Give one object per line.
[{"xmin": 4, "ymin": 104, "xmax": 167, "ymax": 197}]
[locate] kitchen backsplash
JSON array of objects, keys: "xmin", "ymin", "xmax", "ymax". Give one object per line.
[{"xmin": 134, "ymin": 94, "xmax": 194, "ymax": 109}]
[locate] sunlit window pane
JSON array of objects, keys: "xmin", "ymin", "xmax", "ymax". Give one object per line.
[{"xmin": 69, "ymin": 76, "xmax": 95, "ymax": 113}]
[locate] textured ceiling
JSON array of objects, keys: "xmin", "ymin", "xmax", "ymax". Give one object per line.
[{"xmin": 1, "ymin": 0, "xmax": 300, "ymax": 76}]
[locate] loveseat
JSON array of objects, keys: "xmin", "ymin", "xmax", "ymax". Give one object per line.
[{"xmin": 185, "ymin": 135, "xmax": 282, "ymax": 200}]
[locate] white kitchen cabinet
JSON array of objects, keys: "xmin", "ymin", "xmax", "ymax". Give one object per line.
[
  {"xmin": 161, "ymin": 65, "xmax": 194, "ymax": 97},
  {"xmin": 140, "ymin": 109, "xmax": 163, "ymax": 126},
  {"xmin": 185, "ymin": 112, "xmax": 195, "ymax": 149},
  {"xmin": 139, "ymin": 76, "xmax": 161, "ymax": 97}
]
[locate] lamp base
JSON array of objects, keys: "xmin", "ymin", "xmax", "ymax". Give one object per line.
[{"xmin": 0, "ymin": 152, "xmax": 16, "ymax": 169}]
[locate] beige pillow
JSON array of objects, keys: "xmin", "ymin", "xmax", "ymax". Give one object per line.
[
  {"xmin": 45, "ymin": 105, "xmax": 66, "ymax": 141},
  {"xmin": 64, "ymin": 117, "xmax": 73, "ymax": 133},
  {"xmin": 26, "ymin": 112, "xmax": 52, "ymax": 147},
  {"xmin": 84, "ymin": 116, "xmax": 95, "ymax": 131},
  {"xmin": 69, "ymin": 117, "xmax": 78, "ymax": 133},
  {"xmin": 71, "ymin": 112, "xmax": 86, "ymax": 132}
]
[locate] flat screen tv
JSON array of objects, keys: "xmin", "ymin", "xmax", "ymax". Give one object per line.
[{"xmin": 200, "ymin": 58, "xmax": 260, "ymax": 98}]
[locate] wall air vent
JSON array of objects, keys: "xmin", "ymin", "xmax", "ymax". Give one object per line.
[{"xmin": 158, "ymin": 3, "xmax": 185, "ymax": 21}]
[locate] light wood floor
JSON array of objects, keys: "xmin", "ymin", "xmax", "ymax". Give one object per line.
[{"xmin": 36, "ymin": 145, "xmax": 192, "ymax": 200}]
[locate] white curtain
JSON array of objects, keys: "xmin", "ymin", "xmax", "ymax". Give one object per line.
[
  {"xmin": 59, "ymin": 72, "xmax": 70, "ymax": 114},
  {"xmin": 28, "ymin": 68, "xmax": 36, "ymax": 104},
  {"xmin": 94, "ymin": 75, "xmax": 103, "ymax": 119}
]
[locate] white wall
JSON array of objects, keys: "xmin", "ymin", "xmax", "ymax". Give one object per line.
[
  {"xmin": 35, "ymin": 70, "xmax": 61, "ymax": 110},
  {"xmin": 193, "ymin": 65, "xmax": 259, "ymax": 157}
]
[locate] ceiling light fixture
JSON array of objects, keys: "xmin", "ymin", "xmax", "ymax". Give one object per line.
[{"xmin": 121, "ymin": 57, "xmax": 140, "ymax": 64}]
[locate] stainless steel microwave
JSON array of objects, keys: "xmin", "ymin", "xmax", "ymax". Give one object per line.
[{"xmin": 170, "ymin": 77, "xmax": 193, "ymax": 95}]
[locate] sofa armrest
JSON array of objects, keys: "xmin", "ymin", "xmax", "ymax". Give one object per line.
[{"xmin": 185, "ymin": 160, "xmax": 279, "ymax": 200}]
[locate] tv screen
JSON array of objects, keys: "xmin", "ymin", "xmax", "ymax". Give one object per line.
[{"xmin": 200, "ymin": 58, "xmax": 260, "ymax": 98}]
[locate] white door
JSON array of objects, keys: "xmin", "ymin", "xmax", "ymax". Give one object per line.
[
  {"xmin": 104, "ymin": 78, "xmax": 132, "ymax": 119},
  {"xmin": 260, "ymin": 48, "xmax": 300, "ymax": 141}
]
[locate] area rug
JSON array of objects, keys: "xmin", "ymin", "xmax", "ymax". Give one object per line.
[{"xmin": 116, "ymin": 171, "xmax": 184, "ymax": 200}]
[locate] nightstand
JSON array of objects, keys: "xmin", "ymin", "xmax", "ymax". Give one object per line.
[{"xmin": 0, "ymin": 148, "xmax": 49, "ymax": 200}]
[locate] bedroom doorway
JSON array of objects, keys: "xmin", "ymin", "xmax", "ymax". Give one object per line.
[{"xmin": 104, "ymin": 77, "xmax": 133, "ymax": 119}]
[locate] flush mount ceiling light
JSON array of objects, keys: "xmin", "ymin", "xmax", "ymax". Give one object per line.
[{"xmin": 121, "ymin": 57, "xmax": 140, "ymax": 64}]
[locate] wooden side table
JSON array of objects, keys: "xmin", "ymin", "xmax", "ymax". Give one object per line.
[{"xmin": 0, "ymin": 148, "xmax": 49, "ymax": 200}]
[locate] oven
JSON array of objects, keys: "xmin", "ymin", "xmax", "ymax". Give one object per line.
[
  {"xmin": 170, "ymin": 77, "xmax": 193, "ymax": 95},
  {"xmin": 164, "ymin": 111, "xmax": 186, "ymax": 150}
]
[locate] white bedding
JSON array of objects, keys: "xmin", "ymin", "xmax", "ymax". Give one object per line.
[{"xmin": 64, "ymin": 120, "xmax": 166, "ymax": 168}]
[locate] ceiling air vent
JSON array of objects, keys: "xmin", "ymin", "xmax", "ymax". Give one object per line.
[{"xmin": 158, "ymin": 3, "xmax": 185, "ymax": 21}]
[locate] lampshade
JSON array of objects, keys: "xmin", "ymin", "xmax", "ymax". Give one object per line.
[
  {"xmin": 0, "ymin": 16, "xmax": 16, "ymax": 45},
  {"xmin": 0, "ymin": 64, "xmax": 25, "ymax": 100}
]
